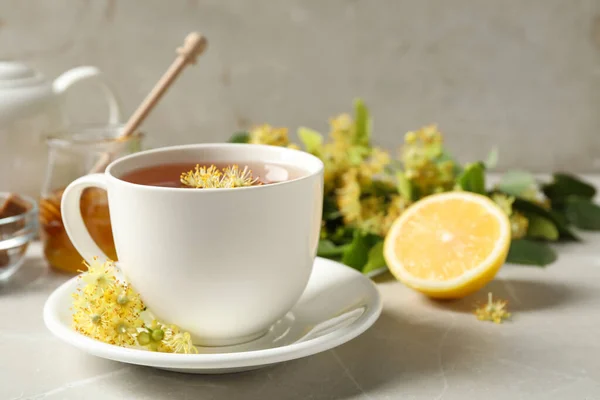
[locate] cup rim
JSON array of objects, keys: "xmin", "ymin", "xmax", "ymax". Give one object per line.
[{"xmin": 105, "ymin": 143, "xmax": 324, "ymax": 192}]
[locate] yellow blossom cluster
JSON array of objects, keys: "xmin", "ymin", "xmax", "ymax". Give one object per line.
[
  {"xmin": 249, "ymin": 124, "xmax": 299, "ymax": 149},
  {"xmin": 180, "ymin": 164, "xmax": 259, "ymax": 189},
  {"xmin": 240, "ymin": 100, "xmax": 564, "ymax": 272},
  {"xmin": 246, "ymin": 111, "xmax": 411, "ymax": 237},
  {"xmin": 72, "ymin": 258, "xmax": 197, "ymax": 354},
  {"xmin": 491, "ymin": 193, "xmax": 529, "ymax": 239},
  {"xmin": 474, "ymin": 292, "xmax": 511, "ymax": 324},
  {"xmin": 401, "ymin": 124, "xmax": 456, "ymax": 196},
  {"xmin": 136, "ymin": 319, "xmax": 198, "ymax": 354},
  {"xmin": 321, "ymin": 114, "xmax": 405, "ymax": 236},
  {"xmin": 331, "ymin": 124, "xmax": 462, "ymax": 236},
  {"xmin": 72, "ymin": 258, "xmax": 144, "ymax": 347},
  {"xmin": 336, "ymin": 167, "xmax": 409, "ymax": 236},
  {"xmin": 321, "ymin": 114, "xmax": 391, "ymax": 193}
]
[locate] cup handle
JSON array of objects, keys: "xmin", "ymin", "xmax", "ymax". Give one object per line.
[
  {"xmin": 53, "ymin": 66, "xmax": 122, "ymax": 124},
  {"xmin": 61, "ymin": 173, "xmax": 111, "ymax": 264}
]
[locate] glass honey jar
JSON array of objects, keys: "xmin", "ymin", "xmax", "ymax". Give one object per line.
[{"xmin": 39, "ymin": 124, "xmax": 142, "ymax": 273}]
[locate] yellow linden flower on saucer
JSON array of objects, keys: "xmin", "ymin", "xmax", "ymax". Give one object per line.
[
  {"xmin": 72, "ymin": 259, "xmax": 198, "ymax": 353},
  {"xmin": 474, "ymin": 292, "xmax": 511, "ymax": 324},
  {"xmin": 107, "ymin": 315, "xmax": 139, "ymax": 347},
  {"xmin": 136, "ymin": 320, "xmax": 198, "ymax": 354},
  {"xmin": 72, "ymin": 304, "xmax": 108, "ymax": 339},
  {"xmin": 136, "ymin": 319, "xmax": 164, "ymax": 351},
  {"xmin": 114, "ymin": 285, "xmax": 144, "ymax": 316},
  {"xmin": 162, "ymin": 325, "xmax": 198, "ymax": 354},
  {"xmin": 81, "ymin": 257, "xmax": 117, "ymax": 297}
]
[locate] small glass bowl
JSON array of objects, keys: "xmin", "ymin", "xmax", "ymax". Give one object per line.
[{"xmin": 0, "ymin": 193, "xmax": 38, "ymax": 280}]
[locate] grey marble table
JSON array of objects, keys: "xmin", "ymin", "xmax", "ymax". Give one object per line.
[{"xmin": 2, "ymin": 234, "xmax": 600, "ymax": 399}]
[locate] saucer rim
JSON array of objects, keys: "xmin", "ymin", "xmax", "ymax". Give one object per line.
[{"xmin": 43, "ymin": 257, "xmax": 382, "ymax": 370}]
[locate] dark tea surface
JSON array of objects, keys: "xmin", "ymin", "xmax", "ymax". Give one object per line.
[{"xmin": 120, "ymin": 162, "xmax": 306, "ymax": 188}]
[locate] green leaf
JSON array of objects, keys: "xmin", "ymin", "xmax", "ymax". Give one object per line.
[
  {"xmin": 322, "ymin": 196, "xmax": 342, "ymax": 221},
  {"xmin": 363, "ymin": 241, "xmax": 387, "ymax": 274},
  {"xmin": 384, "ymin": 159, "xmax": 404, "ymax": 174},
  {"xmin": 526, "ymin": 214, "xmax": 559, "ymax": 241},
  {"xmin": 506, "ymin": 239, "xmax": 557, "ymax": 266},
  {"xmin": 549, "ymin": 209, "xmax": 569, "ymax": 227},
  {"xmin": 484, "ymin": 147, "xmax": 499, "ymax": 169},
  {"xmin": 436, "ymin": 150, "xmax": 460, "ymax": 168},
  {"xmin": 341, "ymin": 232, "xmax": 371, "ymax": 270},
  {"xmin": 435, "ymin": 150, "xmax": 462, "ymax": 174},
  {"xmin": 456, "ymin": 162, "xmax": 486, "ymax": 194},
  {"xmin": 229, "ymin": 131, "xmax": 250, "ymax": 143},
  {"xmin": 512, "ymin": 198, "xmax": 579, "ymax": 241},
  {"xmin": 424, "ymin": 142, "xmax": 443, "ymax": 159},
  {"xmin": 348, "ymin": 146, "xmax": 370, "ymax": 165},
  {"xmin": 341, "ymin": 231, "xmax": 381, "ymax": 270},
  {"xmin": 542, "ymin": 173, "xmax": 596, "ymax": 201},
  {"xmin": 497, "ymin": 170, "xmax": 535, "ymax": 197},
  {"xmin": 353, "ymin": 98, "xmax": 371, "ymax": 147},
  {"xmin": 370, "ymin": 180, "xmax": 398, "ymax": 197},
  {"xmin": 564, "ymin": 197, "xmax": 600, "ymax": 230},
  {"xmin": 317, "ymin": 239, "xmax": 349, "ymax": 258},
  {"xmin": 331, "ymin": 225, "xmax": 354, "ymax": 244},
  {"xmin": 297, "ymin": 127, "xmax": 323, "ymax": 156},
  {"xmin": 396, "ymin": 172, "xmax": 413, "ymax": 200}
]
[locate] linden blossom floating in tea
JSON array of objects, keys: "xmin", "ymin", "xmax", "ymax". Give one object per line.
[
  {"xmin": 180, "ymin": 165, "xmax": 259, "ymax": 188},
  {"xmin": 120, "ymin": 162, "xmax": 306, "ymax": 188}
]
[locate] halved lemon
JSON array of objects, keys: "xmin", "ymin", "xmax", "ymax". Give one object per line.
[{"xmin": 384, "ymin": 191, "xmax": 511, "ymax": 299}]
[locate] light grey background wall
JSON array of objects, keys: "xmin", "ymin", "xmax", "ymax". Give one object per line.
[{"xmin": 2, "ymin": 0, "xmax": 599, "ymax": 172}]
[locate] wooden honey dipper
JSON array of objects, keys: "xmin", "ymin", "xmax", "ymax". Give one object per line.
[
  {"xmin": 90, "ymin": 32, "xmax": 208, "ymax": 174},
  {"xmin": 39, "ymin": 32, "xmax": 208, "ymax": 227}
]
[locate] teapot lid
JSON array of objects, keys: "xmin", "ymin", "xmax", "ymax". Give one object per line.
[{"xmin": 0, "ymin": 62, "xmax": 45, "ymax": 88}]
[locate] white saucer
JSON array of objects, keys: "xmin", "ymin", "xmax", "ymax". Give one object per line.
[{"xmin": 43, "ymin": 257, "xmax": 382, "ymax": 374}]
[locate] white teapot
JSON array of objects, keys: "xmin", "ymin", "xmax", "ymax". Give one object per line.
[{"xmin": 0, "ymin": 62, "xmax": 121, "ymax": 199}]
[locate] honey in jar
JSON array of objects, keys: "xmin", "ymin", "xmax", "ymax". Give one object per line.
[
  {"xmin": 40, "ymin": 188, "xmax": 117, "ymax": 273},
  {"xmin": 40, "ymin": 124, "xmax": 142, "ymax": 273}
]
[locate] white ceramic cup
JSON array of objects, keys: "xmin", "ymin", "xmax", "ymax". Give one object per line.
[{"xmin": 61, "ymin": 144, "xmax": 324, "ymax": 346}]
